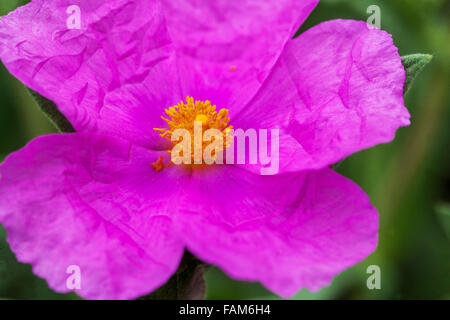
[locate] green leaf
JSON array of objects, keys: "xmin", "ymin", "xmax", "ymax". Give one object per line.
[
  {"xmin": 139, "ymin": 251, "xmax": 208, "ymax": 300},
  {"xmin": 26, "ymin": 88, "xmax": 75, "ymax": 133},
  {"xmin": 435, "ymin": 202, "xmax": 450, "ymax": 239},
  {"xmin": 402, "ymin": 54, "xmax": 433, "ymax": 95}
]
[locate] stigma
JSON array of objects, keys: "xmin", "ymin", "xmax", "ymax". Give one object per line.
[{"xmin": 154, "ymin": 97, "xmax": 233, "ymax": 165}]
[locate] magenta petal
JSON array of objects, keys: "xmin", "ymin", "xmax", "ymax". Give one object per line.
[
  {"xmin": 176, "ymin": 166, "xmax": 378, "ymax": 297},
  {"xmin": 0, "ymin": 133, "xmax": 187, "ymax": 299},
  {"xmin": 235, "ymin": 19, "xmax": 410, "ymax": 172},
  {"xmin": 161, "ymin": 0, "xmax": 319, "ymax": 113},
  {"xmin": 0, "ymin": 0, "xmax": 181, "ymax": 146}
]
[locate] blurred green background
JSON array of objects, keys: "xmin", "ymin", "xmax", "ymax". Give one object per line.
[{"xmin": 0, "ymin": 0, "xmax": 449, "ymax": 300}]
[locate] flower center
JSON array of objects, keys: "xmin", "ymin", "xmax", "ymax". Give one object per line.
[{"xmin": 154, "ymin": 97, "xmax": 233, "ymax": 164}]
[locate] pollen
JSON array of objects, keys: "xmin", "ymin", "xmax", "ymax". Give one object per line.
[{"xmin": 154, "ymin": 96, "xmax": 233, "ymax": 164}]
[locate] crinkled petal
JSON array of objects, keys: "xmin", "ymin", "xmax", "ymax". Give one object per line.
[
  {"xmin": 0, "ymin": 133, "xmax": 188, "ymax": 299},
  {"xmin": 175, "ymin": 165, "xmax": 378, "ymax": 297},
  {"xmin": 0, "ymin": 0, "xmax": 181, "ymax": 147},
  {"xmin": 161, "ymin": 0, "xmax": 319, "ymax": 113},
  {"xmin": 234, "ymin": 19, "xmax": 410, "ymax": 172}
]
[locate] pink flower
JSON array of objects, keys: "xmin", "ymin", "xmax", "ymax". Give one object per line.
[{"xmin": 0, "ymin": 0, "xmax": 409, "ymax": 299}]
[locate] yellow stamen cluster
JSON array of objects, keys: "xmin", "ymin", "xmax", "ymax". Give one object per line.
[{"xmin": 154, "ymin": 97, "xmax": 233, "ymax": 164}]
